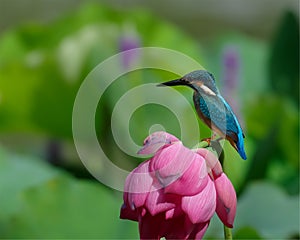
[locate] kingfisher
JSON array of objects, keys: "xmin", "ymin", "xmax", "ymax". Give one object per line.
[{"xmin": 158, "ymin": 70, "xmax": 247, "ymax": 160}]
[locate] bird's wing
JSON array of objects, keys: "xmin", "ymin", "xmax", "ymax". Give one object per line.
[
  {"xmin": 197, "ymin": 94, "xmax": 247, "ymax": 159},
  {"xmin": 220, "ymin": 96, "xmax": 244, "ymax": 138},
  {"xmin": 198, "ymin": 95, "xmax": 240, "ymax": 140}
]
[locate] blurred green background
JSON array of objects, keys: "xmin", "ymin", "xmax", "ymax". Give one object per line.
[{"xmin": 0, "ymin": 0, "xmax": 299, "ymax": 239}]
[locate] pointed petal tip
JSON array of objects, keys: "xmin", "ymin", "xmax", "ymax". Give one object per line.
[
  {"xmin": 120, "ymin": 203, "xmax": 139, "ymax": 221},
  {"xmin": 226, "ymin": 223, "xmax": 234, "ymax": 228},
  {"xmin": 137, "ymin": 147, "xmax": 150, "ymax": 155},
  {"xmin": 137, "ymin": 131, "xmax": 179, "ymax": 155},
  {"xmin": 137, "ymin": 142, "xmax": 164, "ymax": 155},
  {"xmin": 214, "ymin": 173, "xmax": 237, "ymax": 228}
]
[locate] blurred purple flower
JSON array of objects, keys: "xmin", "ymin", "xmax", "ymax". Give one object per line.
[
  {"xmin": 222, "ymin": 46, "xmax": 240, "ymax": 92},
  {"xmin": 120, "ymin": 131, "xmax": 237, "ymax": 239},
  {"xmin": 221, "ymin": 45, "xmax": 244, "ymax": 126},
  {"xmin": 119, "ymin": 30, "xmax": 140, "ymax": 69}
]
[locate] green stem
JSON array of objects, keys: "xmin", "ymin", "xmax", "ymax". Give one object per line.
[
  {"xmin": 220, "ymin": 148, "xmax": 233, "ymax": 240},
  {"xmin": 199, "ymin": 139, "xmax": 234, "ymax": 240},
  {"xmin": 223, "ymin": 225, "xmax": 233, "ymax": 240}
]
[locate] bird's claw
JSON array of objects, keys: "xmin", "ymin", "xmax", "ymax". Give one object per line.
[{"xmin": 200, "ymin": 138, "xmax": 212, "ymax": 147}]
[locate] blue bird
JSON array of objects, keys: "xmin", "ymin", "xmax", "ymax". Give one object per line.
[{"xmin": 158, "ymin": 70, "xmax": 247, "ymax": 160}]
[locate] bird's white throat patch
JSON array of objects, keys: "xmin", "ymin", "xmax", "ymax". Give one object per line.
[{"xmin": 200, "ymin": 84, "xmax": 216, "ymax": 96}]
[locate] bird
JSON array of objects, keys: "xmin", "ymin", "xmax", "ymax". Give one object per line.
[{"xmin": 158, "ymin": 70, "xmax": 247, "ymax": 160}]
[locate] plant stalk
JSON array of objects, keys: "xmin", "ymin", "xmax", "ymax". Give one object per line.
[{"xmin": 223, "ymin": 225, "xmax": 233, "ymax": 240}]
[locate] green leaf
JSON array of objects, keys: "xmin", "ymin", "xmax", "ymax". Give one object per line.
[
  {"xmin": 233, "ymin": 226, "xmax": 262, "ymax": 239},
  {"xmin": 0, "ymin": 147, "xmax": 60, "ymax": 218},
  {"xmin": 12, "ymin": 178, "xmax": 137, "ymax": 238},
  {"xmin": 269, "ymin": 11, "xmax": 299, "ymax": 106},
  {"xmin": 0, "ymin": 147, "xmax": 138, "ymax": 238},
  {"xmin": 236, "ymin": 181, "xmax": 299, "ymax": 239}
]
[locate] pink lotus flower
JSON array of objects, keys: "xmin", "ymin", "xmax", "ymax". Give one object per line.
[{"xmin": 120, "ymin": 131, "xmax": 237, "ymax": 239}]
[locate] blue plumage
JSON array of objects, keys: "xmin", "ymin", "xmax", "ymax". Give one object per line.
[
  {"xmin": 159, "ymin": 70, "xmax": 247, "ymax": 160},
  {"xmin": 221, "ymin": 96, "xmax": 246, "ymax": 159}
]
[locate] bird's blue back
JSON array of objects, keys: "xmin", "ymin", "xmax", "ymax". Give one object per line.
[{"xmin": 197, "ymin": 94, "xmax": 247, "ymax": 160}]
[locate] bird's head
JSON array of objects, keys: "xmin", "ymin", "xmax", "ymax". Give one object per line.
[{"xmin": 158, "ymin": 70, "xmax": 219, "ymax": 96}]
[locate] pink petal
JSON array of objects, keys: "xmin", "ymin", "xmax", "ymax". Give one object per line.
[
  {"xmin": 182, "ymin": 177, "xmax": 216, "ymax": 224},
  {"xmin": 124, "ymin": 161, "xmax": 153, "ymax": 209},
  {"xmin": 162, "ymin": 216, "xmax": 209, "ymax": 240},
  {"xmin": 144, "ymin": 182, "xmax": 176, "ymax": 216},
  {"xmin": 164, "ymin": 194, "xmax": 183, "ymax": 219},
  {"xmin": 196, "ymin": 148, "xmax": 223, "ymax": 177},
  {"xmin": 120, "ymin": 203, "xmax": 138, "ymax": 221},
  {"xmin": 149, "ymin": 142, "xmax": 188, "ymax": 175},
  {"xmin": 150, "ymin": 144, "xmax": 208, "ymax": 195},
  {"xmin": 164, "ymin": 155, "xmax": 209, "ymax": 196},
  {"xmin": 139, "ymin": 211, "xmax": 164, "ymax": 240},
  {"xmin": 138, "ymin": 131, "xmax": 179, "ymax": 155},
  {"xmin": 139, "ymin": 211, "xmax": 191, "ymax": 240},
  {"xmin": 214, "ymin": 173, "xmax": 237, "ymax": 228},
  {"xmin": 162, "ymin": 215, "xmax": 193, "ymax": 240},
  {"xmin": 189, "ymin": 221, "xmax": 210, "ymax": 239},
  {"xmin": 165, "ymin": 208, "xmax": 175, "ymax": 220}
]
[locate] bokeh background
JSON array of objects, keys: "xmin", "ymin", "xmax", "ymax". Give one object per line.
[{"xmin": 0, "ymin": 0, "xmax": 299, "ymax": 239}]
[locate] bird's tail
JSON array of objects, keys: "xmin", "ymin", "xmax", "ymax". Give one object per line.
[{"xmin": 237, "ymin": 135, "xmax": 247, "ymax": 160}]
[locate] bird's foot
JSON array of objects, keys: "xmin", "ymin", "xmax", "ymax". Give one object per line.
[
  {"xmin": 200, "ymin": 137, "xmax": 224, "ymax": 163},
  {"xmin": 201, "ymin": 137, "xmax": 211, "ymax": 146}
]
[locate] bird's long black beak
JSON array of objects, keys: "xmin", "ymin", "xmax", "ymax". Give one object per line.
[{"xmin": 157, "ymin": 78, "xmax": 186, "ymax": 87}]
